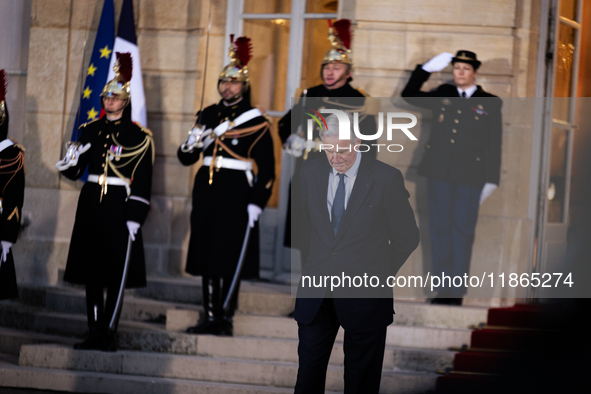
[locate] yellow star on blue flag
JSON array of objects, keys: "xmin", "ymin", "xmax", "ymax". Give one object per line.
[{"xmin": 99, "ymin": 45, "xmax": 112, "ymax": 59}]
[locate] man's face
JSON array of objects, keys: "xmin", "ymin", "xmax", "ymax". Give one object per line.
[
  {"xmin": 102, "ymin": 96, "xmax": 126, "ymax": 115},
  {"xmin": 322, "ymin": 63, "xmax": 351, "ymax": 90},
  {"xmin": 322, "ymin": 135, "xmax": 361, "ymax": 174},
  {"xmin": 452, "ymin": 62, "xmax": 477, "ymax": 89},
  {"xmin": 220, "ymin": 80, "xmax": 243, "ymax": 101}
]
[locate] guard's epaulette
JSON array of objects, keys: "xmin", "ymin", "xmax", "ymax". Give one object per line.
[
  {"xmin": 9, "ymin": 137, "xmax": 26, "ymax": 152},
  {"xmin": 78, "ymin": 118, "xmax": 100, "ymax": 129},
  {"xmin": 355, "ymin": 87, "xmax": 370, "ymax": 97},
  {"xmin": 141, "ymin": 127, "xmax": 153, "ymax": 137}
]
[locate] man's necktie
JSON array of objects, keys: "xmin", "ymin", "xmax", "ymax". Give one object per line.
[
  {"xmin": 332, "ymin": 173, "xmax": 346, "ymax": 236},
  {"xmin": 462, "ymin": 91, "xmax": 466, "ymax": 98}
]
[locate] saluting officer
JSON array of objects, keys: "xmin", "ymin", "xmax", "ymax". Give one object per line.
[
  {"xmin": 56, "ymin": 53, "xmax": 154, "ymax": 350},
  {"xmin": 402, "ymin": 50, "xmax": 503, "ymax": 305},
  {"xmin": 0, "ymin": 70, "xmax": 25, "ymax": 301},
  {"xmin": 178, "ymin": 36, "xmax": 275, "ymax": 336},
  {"xmin": 279, "ymin": 19, "xmax": 378, "ymax": 248}
]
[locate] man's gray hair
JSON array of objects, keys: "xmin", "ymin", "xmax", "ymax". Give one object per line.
[{"xmin": 320, "ymin": 112, "xmax": 355, "ymax": 141}]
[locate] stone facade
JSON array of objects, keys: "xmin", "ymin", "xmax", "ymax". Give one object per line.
[{"xmin": 15, "ymin": 0, "xmax": 543, "ymax": 306}]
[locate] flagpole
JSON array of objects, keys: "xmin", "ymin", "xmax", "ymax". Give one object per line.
[{"xmin": 196, "ymin": 0, "xmax": 213, "ymax": 126}]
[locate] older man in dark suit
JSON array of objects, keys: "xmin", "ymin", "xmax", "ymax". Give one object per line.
[{"xmin": 293, "ymin": 113, "xmax": 420, "ymax": 393}]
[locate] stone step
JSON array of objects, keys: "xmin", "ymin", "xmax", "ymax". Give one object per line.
[
  {"xmin": 55, "ymin": 275, "xmax": 296, "ymax": 317},
  {"xmin": 51, "ymin": 276, "xmax": 487, "ymax": 328},
  {"xmin": 18, "ymin": 284, "xmax": 194, "ymax": 323},
  {"xmin": 17, "ymin": 344, "xmax": 437, "ymax": 393},
  {"xmin": 168, "ymin": 311, "xmax": 471, "ymax": 350},
  {"xmin": 0, "ymin": 356, "xmax": 299, "ymax": 394},
  {"xmin": 0, "ymin": 307, "xmax": 456, "ymax": 372},
  {"xmin": 0, "ymin": 327, "xmax": 76, "ymax": 356},
  {"xmin": 0, "ymin": 302, "xmax": 470, "ymax": 352}
]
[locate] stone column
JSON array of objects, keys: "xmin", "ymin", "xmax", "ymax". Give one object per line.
[{"xmin": 0, "ymin": 0, "xmax": 32, "ymax": 142}]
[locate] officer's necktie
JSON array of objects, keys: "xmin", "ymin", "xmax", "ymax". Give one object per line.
[
  {"xmin": 332, "ymin": 173, "xmax": 346, "ymax": 236},
  {"xmin": 462, "ymin": 91, "xmax": 466, "ymax": 98}
]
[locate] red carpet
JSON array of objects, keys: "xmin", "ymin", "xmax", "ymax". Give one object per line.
[{"xmin": 435, "ymin": 303, "xmax": 558, "ymax": 394}]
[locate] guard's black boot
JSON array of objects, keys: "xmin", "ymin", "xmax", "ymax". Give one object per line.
[
  {"xmin": 187, "ymin": 277, "xmax": 221, "ymax": 335},
  {"xmin": 74, "ymin": 327, "xmax": 102, "ymax": 350},
  {"xmin": 74, "ymin": 285, "xmax": 104, "ymax": 350},
  {"xmin": 100, "ymin": 285, "xmax": 123, "ymax": 352},
  {"xmin": 217, "ymin": 312, "xmax": 234, "ymax": 337},
  {"xmin": 216, "ymin": 277, "xmax": 239, "ymax": 337},
  {"xmin": 101, "ymin": 330, "xmax": 118, "ymax": 352}
]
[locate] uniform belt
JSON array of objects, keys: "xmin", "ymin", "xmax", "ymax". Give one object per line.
[
  {"xmin": 87, "ymin": 174, "xmax": 131, "ymax": 195},
  {"xmin": 203, "ymin": 156, "xmax": 254, "ymax": 186}
]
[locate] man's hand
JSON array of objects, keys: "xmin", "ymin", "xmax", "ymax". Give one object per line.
[
  {"xmin": 247, "ymin": 204, "xmax": 262, "ymax": 228},
  {"xmin": 55, "ymin": 143, "xmax": 91, "ymax": 171},
  {"xmin": 480, "ymin": 183, "xmax": 498, "ymax": 205},
  {"xmin": 422, "ymin": 52, "xmax": 455, "ymax": 73},
  {"xmin": 126, "ymin": 221, "xmax": 140, "ymax": 241},
  {"xmin": 1, "ymin": 240, "xmax": 12, "ymax": 263}
]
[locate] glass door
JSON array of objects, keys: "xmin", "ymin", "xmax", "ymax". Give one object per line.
[
  {"xmin": 535, "ymin": 0, "xmax": 582, "ymax": 296},
  {"xmin": 226, "ymin": 0, "xmax": 338, "ymax": 276}
]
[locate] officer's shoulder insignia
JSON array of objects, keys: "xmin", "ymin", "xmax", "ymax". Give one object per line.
[
  {"xmin": 442, "ymin": 98, "xmax": 451, "ymax": 106},
  {"xmin": 141, "ymin": 127, "xmax": 153, "ymax": 137},
  {"xmin": 78, "ymin": 118, "xmax": 100, "ymax": 129},
  {"xmin": 477, "ymin": 104, "xmax": 484, "ymax": 110},
  {"xmin": 355, "ymin": 87, "xmax": 370, "ymax": 97},
  {"xmin": 9, "ymin": 138, "xmax": 26, "ymax": 152}
]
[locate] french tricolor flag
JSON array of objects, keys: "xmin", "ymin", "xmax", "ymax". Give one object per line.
[{"xmin": 107, "ymin": 0, "xmax": 147, "ymax": 127}]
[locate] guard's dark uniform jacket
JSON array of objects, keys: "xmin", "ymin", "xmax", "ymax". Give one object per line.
[
  {"xmin": 178, "ymin": 98, "xmax": 275, "ymax": 279},
  {"xmin": 402, "ymin": 65, "xmax": 502, "ymax": 188},
  {"xmin": 0, "ymin": 140, "xmax": 25, "ymax": 300},
  {"xmin": 279, "ymin": 83, "xmax": 378, "ymax": 247},
  {"xmin": 60, "ymin": 115, "xmax": 154, "ymax": 288}
]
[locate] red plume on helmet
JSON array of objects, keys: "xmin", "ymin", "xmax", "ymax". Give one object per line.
[
  {"xmin": 0, "ymin": 69, "xmax": 7, "ymax": 103},
  {"xmin": 117, "ymin": 52, "xmax": 133, "ymax": 83},
  {"xmin": 234, "ymin": 37, "xmax": 252, "ymax": 67},
  {"xmin": 333, "ymin": 19, "xmax": 351, "ymax": 50}
]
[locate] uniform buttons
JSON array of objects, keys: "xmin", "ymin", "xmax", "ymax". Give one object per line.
[
  {"xmin": 104, "ymin": 144, "xmax": 107, "ymax": 147},
  {"xmin": 454, "ymin": 119, "xmax": 459, "ymax": 124},
  {"xmin": 452, "ymin": 129, "xmax": 457, "ymax": 133},
  {"xmin": 450, "ymin": 139, "xmax": 455, "ymax": 143},
  {"xmin": 476, "ymin": 157, "xmax": 480, "ymax": 161},
  {"xmin": 101, "ymin": 163, "xmax": 105, "ymax": 168},
  {"xmin": 457, "ymin": 110, "xmax": 462, "ymax": 114},
  {"xmin": 218, "ymin": 147, "xmax": 223, "ymax": 151},
  {"xmin": 102, "ymin": 153, "xmax": 105, "ymax": 157},
  {"xmin": 441, "ymin": 107, "xmax": 445, "ymax": 111},
  {"xmin": 475, "ymin": 116, "xmax": 479, "ymax": 120},
  {"xmin": 426, "ymin": 144, "xmax": 430, "ymax": 148},
  {"xmin": 220, "ymin": 136, "xmax": 225, "ymax": 141},
  {"xmin": 106, "ymin": 135, "xmax": 110, "ymax": 139}
]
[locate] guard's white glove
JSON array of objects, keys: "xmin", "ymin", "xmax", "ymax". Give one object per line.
[
  {"xmin": 284, "ymin": 134, "xmax": 306, "ymax": 157},
  {"xmin": 421, "ymin": 52, "xmax": 455, "ymax": 73},
  {"xmin": 55, "ymin": 143, "xmax": 91, "ymax": 171},
  {"xmin": 480, "ymin": 183, "xmax": 498, "ymax": 205},
  {"xmin": 180, "ymin": 126, "xmax": 205, "ymax": 152},
  {"xmin": 247, "ymin": 204, "xmax": 262, "ymax": 228},
  {"xmin": 126, "ymin": 221, "xmax": 140, "ymax": 241},
  {"xmin": 1, "ymin": 240, "xmax": 13, "ymax": 263}
]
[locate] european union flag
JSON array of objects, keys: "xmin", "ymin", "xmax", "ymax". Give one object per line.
[{"xmin": 70, "ymin": 0, "xmax": 114, "ymax": 142}]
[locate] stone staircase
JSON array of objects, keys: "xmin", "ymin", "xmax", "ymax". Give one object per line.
[{"xmin": 0, "ymin": 279, "xmax": 488, "ymax": 393}]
